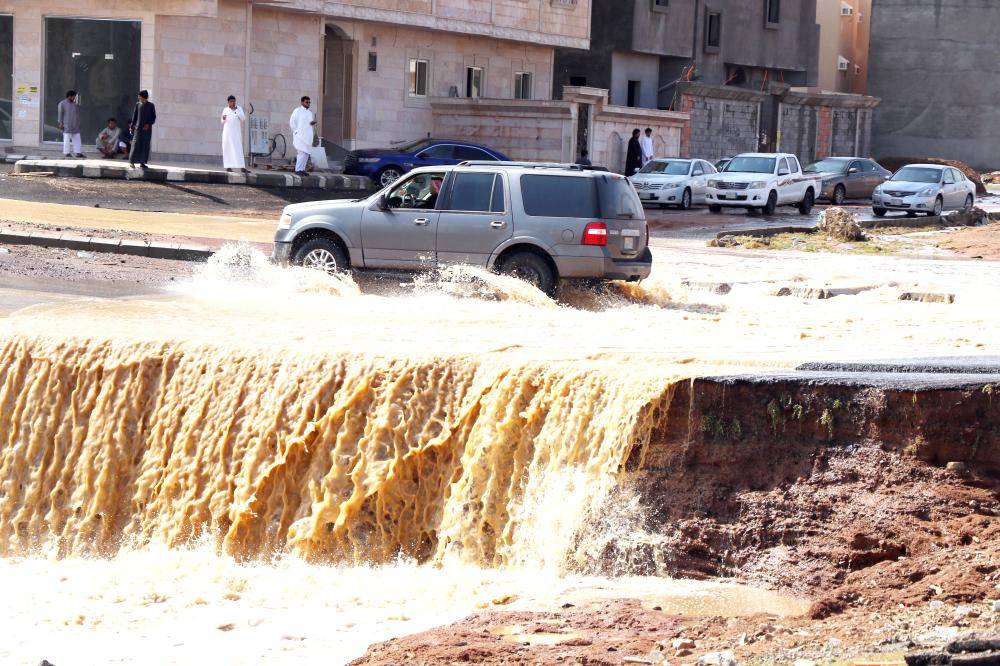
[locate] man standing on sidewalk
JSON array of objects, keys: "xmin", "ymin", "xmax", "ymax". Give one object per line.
[
  {"xmin": 129, "ymin": 90, "xmax": 157, "ymax": 169},
  {"xmin": 640, "ymin": 127, "xmax": 654, "ymax": 166},
  {"xmin": 625, "ymin": 128, "xmax": 643, "ymax": 177},
  {"xmin": 289, "ymin": 96, "xmax": 316, "ymax": 176},
  {"xmin": 57, "ymin": 91, "xmax": 84, "ymax": 158},
  {"xmin": 221, "ymin": 95, "xmax": 249, "ymax": 173}
]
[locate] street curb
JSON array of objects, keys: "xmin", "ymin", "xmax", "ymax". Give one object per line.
[
  {"xmin": 0, "ymin": 229, "xmax": 214, "ymax": 261},
  {"xmin": 715, "ymin": 225, "xmax": 815, "ymax": 239},
  {"xmin": 714, "ymin": 210, "xmax": 997, "ymax": 240},
  {"xmin": 12, "ymin": 158, "xmax": 373, "ymax": 192}
]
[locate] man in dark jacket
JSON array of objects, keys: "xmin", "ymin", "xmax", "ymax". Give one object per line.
[
  {"xmin": 129, "ymin": 90, "xmax": 157, "ymax": 168},
  {"xmin": 625, "ymin": 128, "xmax": 642, "ymax": 177}
]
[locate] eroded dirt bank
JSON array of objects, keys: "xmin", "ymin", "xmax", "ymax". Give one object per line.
[{"xmin": 352, "ymin": 377, "xmax": 1000, "ymax": 665}]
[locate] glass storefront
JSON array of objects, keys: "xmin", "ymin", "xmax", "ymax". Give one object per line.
[
  {"xmin": 43, "ymin": 17, "xmax": 140, "ymax": 143},
  {"xmin": 0, "ymin": 15, "xmax": 12, "ymax": 140}
]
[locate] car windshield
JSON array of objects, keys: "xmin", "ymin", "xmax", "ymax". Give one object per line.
[
  {"xmin": 638, "ymin": 160, "xmax": 690, "ymax": 176},
  {"xmin": 724, "ymin": 156, "xmax": 776, "ymax": 174},
  {"xmin": 891, "ymin": 167, "xmax": 942, "ymax": 184},
  {"xmin": 397, "ymin": 138, "xmax": 434, "ymax": 153},
  {"xmin": 804, "ymin": 159, "xmax": 848, "ymax": 174}
]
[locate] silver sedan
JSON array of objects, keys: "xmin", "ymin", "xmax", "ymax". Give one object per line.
[{"xmin": 872, "ymin": 164, "xmax": 976, "ymax": 217}]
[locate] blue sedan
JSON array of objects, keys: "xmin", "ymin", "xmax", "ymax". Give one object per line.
[{"xmin": 344, "ymin": 138, "xmax": 509, "ymax": 188}]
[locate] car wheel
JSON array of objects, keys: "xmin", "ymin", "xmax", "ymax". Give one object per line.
[
  {"xmin": 679, "ymin": 188, "xmax": 692, "ymax": 210},
  {"xmin": 963, "ymin": 194, "xmax": 974, "ymax": 212},
  {"xmin": 832, "ymin": 185, "xmax": 846, "ymax": 206},
  {"xmin": 377, "ymin": 166, "xmax": 403, "ymax": 188},
  {"xmin": 762, "ymin": 191, "xmax": 778, "ymax": 216},
  {"xmin": 932, "ymin": 196, "xmax": 943, "ymax": 217},
  {"xmin": 873, "ymin": 207, "xmax": 887, "ymax": 217},
  {"xmin": 798, "ymin": 189, "xmax": 815, "ymax": 215},
  {"xmin": 708, "ymin": 204, "xmax": 722, "ymax": 214},
  {"xmin": 293, "ymin": 237, "xmax": 349, "ymax": 274},
  {"xmin": 498, "ymin": 251, "xmax": 556, "ymax": 296}
]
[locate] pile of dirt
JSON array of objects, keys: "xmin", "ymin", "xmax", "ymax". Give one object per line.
[
  {"xmin": 981, "ymin": 171, "xmax": 1000, "ymax": 185},
  {"xmin": 879, "ymin": 157, "xmax": 987, "ymax": 196},
  {"xmin": 818, "ymin": 207, "xmax": 865, "ymax": 241}
]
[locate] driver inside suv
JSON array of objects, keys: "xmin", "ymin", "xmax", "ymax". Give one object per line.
[{"xmin": 386, "ymin": 172, "xmax": 446, "ymax": 209}]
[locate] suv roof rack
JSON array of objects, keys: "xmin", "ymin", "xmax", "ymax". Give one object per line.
[{"xmin": 457, "ymin": 160, "xmax": 584, "ymax": 171}]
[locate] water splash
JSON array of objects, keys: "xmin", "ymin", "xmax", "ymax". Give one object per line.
[{"xmin": 191, "ymin": 243, "xmax": 361, "ymax": 297}]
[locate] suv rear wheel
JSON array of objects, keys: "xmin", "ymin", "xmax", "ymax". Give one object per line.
[
  {"xmin": 294, "ymin": 237, "xmax": 349, "ymax": 274},
  {"xmin": 798, "ymin": 189, "xmax": 815, "ymax": 215},
  {"xmin": 498, "ymin": 251, "xmax": 556, "ymax": 296}
]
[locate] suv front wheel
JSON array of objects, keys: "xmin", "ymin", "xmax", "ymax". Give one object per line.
[
  {"xmin": 294, "ymin": 237, "xmax": 349, "ymax": 274},
  {"xmin": 498, "ymin": 251, "xmax": 557, "ymax": 296}
]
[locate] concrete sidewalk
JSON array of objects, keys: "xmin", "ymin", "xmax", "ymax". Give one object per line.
[{"xmin": 9, "ymin": 156, "xmax": 372, "ymax": 192}]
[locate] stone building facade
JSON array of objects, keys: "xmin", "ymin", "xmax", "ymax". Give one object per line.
[
  {"xmin": 0, "ymin": 0, "xmax": 594, "ymax": 162},
  {"xmin": 868, "ymin": 0, "xmax": 1000, "ymax": 170}
]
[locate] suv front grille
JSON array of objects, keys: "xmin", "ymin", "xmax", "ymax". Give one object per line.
[{"xmin": 716, "ymin": 181, "xmax": 749, "ymax": 190}]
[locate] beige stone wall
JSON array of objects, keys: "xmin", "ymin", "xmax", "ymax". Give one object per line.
[
  {"xmin": 430, "ymin": 98, "xmax": 574, "ymax": 162},
  {"xmin": 330, "ymin": 19, "xmax": 555, "ymax": 149},
  {"xmin": 591, "ymin": 107, "xmax": 685, "ymax": 174}
]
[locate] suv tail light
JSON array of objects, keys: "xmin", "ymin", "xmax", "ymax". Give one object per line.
[
  {"xmin": 644, "ymin": 222, "xmax": 649, "ymax": 248},
  {"xmin": 582, "ymin": 222, "xmax": 608, "ymax": 246}
]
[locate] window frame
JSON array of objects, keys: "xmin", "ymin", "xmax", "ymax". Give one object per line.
[
  {"xmin": 415, "ymin": 143, "xmax": 456, "ymax": 160},
  {"xmin": 626, "ymin": 80, "xmax": 641, "ymax": 108},
  {"xmin": 452, "ymin": 145, "xmax": 496, "ymax": 162},
  {"xmin": 519, "ymin": 174, "xmax": 599, "ymax": 219},
  {"xmin": 0, "ymin": 13, "xmax": 12, "ymax": 141},
  {"xmin": 408, "ymin": 58, "xmax": 429, "ymax": 98},
  {"xmin": 466, "ymin": 66, "xmax": 484, "ymax": 99},
  {"xmin": 764, "ymin": 0, "xmax": 780, "ymax": 28},
  {"xmin": 514, "ymin": 71, "xmax": 533, "ymax": 100},
  {"xmin": 386, "ymin": 171, "xmax": 447, "ymax": 211},
  {"xmin": 704, "ymin": 9, "xmax": 722, "ymax": 53}
]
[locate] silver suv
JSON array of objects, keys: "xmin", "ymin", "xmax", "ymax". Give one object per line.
[{"xmin": 272, "ymin": 162, "xmax": 652, "ymax": 295}]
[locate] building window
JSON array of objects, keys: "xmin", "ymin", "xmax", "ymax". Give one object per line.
[
  {"xmin": 466, "ymin": 66, "xmax": 484, "ymax": 98},
  {"xmin": 409, "ymin": 58, "xmax": 429, "ymax": 97},
  {"xmin": 0, "ymin": 15, "xmax": 12, "ymax": 140},
  {"xmin": 765, "ymin": 0, "xmax": 780, "ymax": 27},
  {"xmin": 43, "ymin": 17, "xmax": 141, "ymax": 143},
  {"xmin": 514, "ymin": 72, "xmax": 532, "ymax": 100},
  {"xmin": 651, "ymin": 0, "xmax": 669, "ymax": 12},
  {"xmin": 368, "ymin": 52, "xmax": 378, "ymax": 72},
  {"xmin": 704, "ymin": 10, "xmax": 722, "ymax": 52},
  {"xmin": 627, "ymin": 80, "xmax": 641, "ymax": 107},
  {"xmin": 569, "ymin": 75, "xmax": 587, "ymax": 87}
]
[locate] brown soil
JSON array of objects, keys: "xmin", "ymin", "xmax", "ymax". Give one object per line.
[
  {"xmin": 935, "ymin": 223, "xmax": 1000, "ymax": 260},
  {"xmin": 351, "ymin": 379, "xmax": 1000, "ymax": 665}
]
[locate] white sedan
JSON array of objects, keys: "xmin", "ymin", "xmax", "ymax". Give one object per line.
[{"xmin": 629, "ymin": 158, "xmax": 718, "ymax": 210}]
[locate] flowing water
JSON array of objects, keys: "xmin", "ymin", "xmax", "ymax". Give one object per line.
[{"xmin": 1, "ymin": 244, "xmax": 996, "ymax": 664}]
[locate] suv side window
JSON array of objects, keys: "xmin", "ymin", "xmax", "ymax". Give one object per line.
[
  {"xmin": 788, "ymin": 156, "xmax": 800, "ymax": 173},
  {"xmin": 418, "ymin": 144, "xmax": 454, "ymax": 159},
  {"xmin": 521, "ymin": 175, "xmax": 598, "ymax": 218},
  {"xmin": 446, "ymin": 172, "xmax": 498, "ymax": 212},
  {"xmin": 943, "ymin": 169, "xmax": 955, "ymax": 184},
  {"xmin": 778, "ymin": 158, "xmax": 790, "ymax": 175},
  {"xmin": 453, "ymin": 146, "xmax": 496, "ymax": 161},
  {"xmin": 387, "ymin": 172, "xmax": 446, "ymax": 210}
]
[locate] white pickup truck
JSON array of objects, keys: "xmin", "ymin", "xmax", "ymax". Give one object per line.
[{"xmin": 705, "ymin": 152, "xmax": 821, "ymax": 215}]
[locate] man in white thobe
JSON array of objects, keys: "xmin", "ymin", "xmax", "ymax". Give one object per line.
[
  {"xmin": 639, "ymin": 127, "xmax": 654, "ymax": 166},
  {"xmin": 289, "ymin": 96, "xmax": 316, "ymax": 176},
  {"xmin": 221, "ymin": 95, "xmax": 248, "ymax": 172}
]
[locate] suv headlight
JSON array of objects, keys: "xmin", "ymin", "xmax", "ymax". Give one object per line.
[
  {"xmin": 917, "ymin": 187, "xmax": 937, "ymax": 196},
  {"xmin": 278, "ymin": 213, "xmax": 293, "ymax": 230},
  {"xmin": 749, "ymin": 181, "xmax": 767, "ymax": 189},
  {"xmin": 357, "ymin": 157, "xmax": 381, "ymax": 164}
]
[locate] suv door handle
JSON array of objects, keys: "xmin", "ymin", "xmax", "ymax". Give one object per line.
[
  {"xmin": 490, "ymin": 220, "xmax": 507, "ymax": 229},
  {"xmin": 413, "ymin": 218, "xmax": 429, "ymax": 226}
]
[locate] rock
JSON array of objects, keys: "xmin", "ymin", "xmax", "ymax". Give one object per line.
[
  {"xmin": 947, "ymin": 635, "xmax": 1000, "ymax": 654},
  {"xmin": 904, "ymin": 651, "xmax": 952, "ymax": 665},
  {"xmin": 39, "ymin": 661, "xmax": 56, "ymax": 666},
  {"xmin": 698, "ymin": 650, "xmax": 737, "ymax": 666},
  {"xmin": 675, "ymin": 648, "xmax": 693, "ymax": 658},
  {"xmin": 946, "ymin": 462, "xmax": 970, "ymax": 475},
  {"xmin": 672, "ymin": 638, "xmax": 697, "ymax": 650},
  {"xmin": 76, "ymin": 251, "xmax": 95, "ymax": 259},
  {"xmin": 216, "ymin": 623, "xmax": 235, "ymax": 632},
  {"xmin": 930, "ymin": 600, "xmax": 946, "ymax": 610}
]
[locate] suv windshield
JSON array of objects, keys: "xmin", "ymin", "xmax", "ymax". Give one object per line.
[
  {"xmin": 804, "ymin": 158, "xmax": 849, "ymax": 174},
  {"xmin": 724, "ymin": 156, "xmax": 776, "ymax": 174},
  {"xmin": 398, "ymin": 138, "xmax": 434, "ymax": 153},
  {"xmin": 891, "ymin": 167, "xmax": 942, "ymax": 184},
  {"xmin": 597, "ymin": 174, "xmax": 644, "ymax": 220},
  {"xmin": 639, "ymin": 160, "xmax": 689, "ymax": 176}
]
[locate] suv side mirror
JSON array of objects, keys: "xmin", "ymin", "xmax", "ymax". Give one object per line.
[
  {"xmin": 848, "ymin": 167, "xmax": 859, "ymax": 174},
  {"xmin": 376, "ymin": 193, "xmax": 389, "ymax": 210}
]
